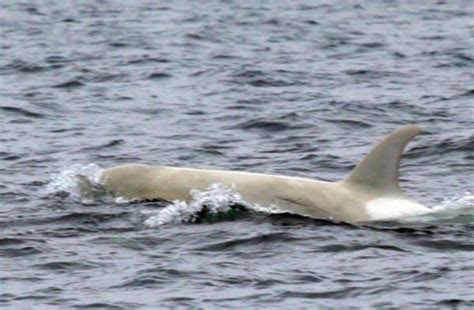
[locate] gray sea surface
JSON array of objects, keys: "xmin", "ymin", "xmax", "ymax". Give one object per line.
[{"xmin": 1, "ymin": 1, "xmax": 473, "ymax": 309}]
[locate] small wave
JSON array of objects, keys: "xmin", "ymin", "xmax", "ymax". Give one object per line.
[
  {"xmin": 0, "ymin": 106, "xmax": 44, "ymax": 118},
  {"xmin": 345, "ymin": 69, "xmax": 397, "ymax": 78},
  {"xmin": 195, "ymin": 232, "xmax": 297, "ymax": 252},
  {"xmin": 233, "ymin": 118, "xmax": 291, "ymax": 131},
  {"xmin": 127, "ymin": 56, "xmax": 170, "ymax": 64},
  {"xmin": 73, "ymin": 302, "xmax": 127, "ymax": 309},
  {"xmin": 81, "ymin": 139, "xmax": 125, "ymax": 151},
  {"xmin": 45, "ymin": 164, "xmax": 107, "ymax": 203},
  {"xmin": 44, "ymin": 55, "xmax": 69, "ymax": 64},
  {"xmin": 51, "ymin": 79, "xmax": 85, "ymax": 88},
  {"xmin": 147, "ymin": 72, "xmax": 172, "ymax": 79},
  {"xmin": 109, "ymin": 41, "xmax": 131, "ymax": 48},
  {"xmin": 228, "ymin": 69, "xmax": 304, "ymax": 87},
  {"xmin": 143, "ymin": 184, "xmax": 280, "ymax": 227},
  {"xmin": 436, "ymin": 299, "xmax": 474, "ymax": 308},
  {"xmin": 458, "ymin": 89, "xmax": 474, "ymax": 98},
  {"xmin": 277, "ymin": 287, "xmax": 362, "ymax": 300},
  {"xmin": 5, "ymin": 59, "xmax": 46, "ymax": 73},
  {"xmin": 34, "ymin": 261, "xmax": 100, "ymax": 271},
  {"xmin": 47, "ymin": 211, "xmax": 130, "ymax": 225},
  {"xmin": 0, "ymin": 246, "xmax": 43, "ymax": 258},
  {"xmin": 0, "ymin": 238, "xmax": 46, "ymax": 246},
  {"xmin": 112, "ymin": 275, "xmax": 165, "ymax": 289},
  {"xmin": 323, "ymin": 118, "xmax": 372, "ymax": 129}
]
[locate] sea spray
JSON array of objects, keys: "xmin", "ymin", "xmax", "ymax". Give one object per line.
[
  {"xmin": 143, "ymin": 183, "xmax": 282, "ymax": 227},
  {"xmin": 45, "ymin": 163, "xmax": 107, "ymax": 203}
]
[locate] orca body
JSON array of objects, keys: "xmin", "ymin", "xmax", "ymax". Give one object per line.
[{"xmin": 100, "ymin": 125, "xmax": 430, "ymax": 223}]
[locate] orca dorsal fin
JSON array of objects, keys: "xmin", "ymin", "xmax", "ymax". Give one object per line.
[{"xmin": 344, "ymin": 125, "xmax": 422, "ymax": 193}]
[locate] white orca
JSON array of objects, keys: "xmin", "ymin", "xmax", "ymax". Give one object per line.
[{"xmin": 100, "ymin": 125, "xmax": 430, "ymax": 223}]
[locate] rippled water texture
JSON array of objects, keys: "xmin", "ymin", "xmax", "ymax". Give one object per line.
[{"xmin": 1, "ymin": 1, "xmax": 473, "ymax": 309}]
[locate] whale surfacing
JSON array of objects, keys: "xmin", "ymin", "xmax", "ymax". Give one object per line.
[{"xmin": 100, "ymin": 125, "xmax": 430, "ymax": 223}]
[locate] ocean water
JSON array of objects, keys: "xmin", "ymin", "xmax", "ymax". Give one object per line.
[{"xmin": 1, "ymin": 1, "xmax": 473, "ymax": 309}]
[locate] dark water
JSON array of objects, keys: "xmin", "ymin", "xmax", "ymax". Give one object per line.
[{"xmin": 1, "ymin": 1, "xmax": 473, "ymax": 308}]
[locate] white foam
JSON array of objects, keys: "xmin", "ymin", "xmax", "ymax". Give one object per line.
[
  {"xmin": 143, "ymin": 183, "xmax": 281, "ymax": 227},
  {"xmin": 45, "ymin": 163, "xmax": 105, "ymax": 203},
  {"xmin": 432, "ymin": 191, "xmax": 474, "ymax": 213}
]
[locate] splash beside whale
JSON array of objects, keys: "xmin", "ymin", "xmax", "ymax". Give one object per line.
[{"xmin": 100, "ymin": 125, "xmax": 430, "ymax": 223}]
